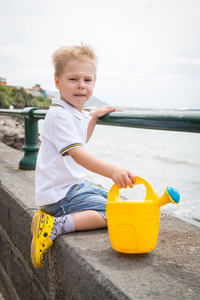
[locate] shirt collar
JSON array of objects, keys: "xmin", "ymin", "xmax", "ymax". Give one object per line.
[{"xmin": 51, "ymin": 98, "xmax": 89, "ymax": 120}]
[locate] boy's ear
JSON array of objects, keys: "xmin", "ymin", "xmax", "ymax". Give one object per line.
[{"xmin": 54, "ymin": 74, "xmax": 60, "ymax": 89}]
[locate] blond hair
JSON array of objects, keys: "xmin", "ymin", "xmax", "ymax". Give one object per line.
[{"xmin": 52, "ymin": 43, "xmax": 98, "ymax": 79}]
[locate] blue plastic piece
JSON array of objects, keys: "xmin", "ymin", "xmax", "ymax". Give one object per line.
[{"xmin": 166, "ymin": 187, "xmax": 180, "ymax": 203}]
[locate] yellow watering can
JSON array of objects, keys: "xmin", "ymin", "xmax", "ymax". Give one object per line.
[{"xmin": 106, "ymin": 176, "xmax": 180, "ymax": 254}]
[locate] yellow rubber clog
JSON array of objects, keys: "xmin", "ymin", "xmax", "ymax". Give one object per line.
[{"xmin": 31, "ymin": 210, "xmax": 54, "ymax": 269}]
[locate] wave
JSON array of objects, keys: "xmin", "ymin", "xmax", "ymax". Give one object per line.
[{"xmin": 155, "ymin": 155, "xmax": 200, "ymax": 167}]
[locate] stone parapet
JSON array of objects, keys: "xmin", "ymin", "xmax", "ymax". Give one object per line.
[{"xmin": 0, "ymin": 142, "xmax": 200, "ymax": 299}]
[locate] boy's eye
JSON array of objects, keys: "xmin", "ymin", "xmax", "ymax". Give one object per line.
[
  {"xmin": 70, "ymin": 78, "xmax": 77, "ymax": 81},
  {"xmin": 85, "ymin": 79, "xmax": 92, "ymax": 82}
]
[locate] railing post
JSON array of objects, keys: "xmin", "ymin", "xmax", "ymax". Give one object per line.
[{"xmin": 19, "ymin": 107, "xmax": 39, "ymax": 170}]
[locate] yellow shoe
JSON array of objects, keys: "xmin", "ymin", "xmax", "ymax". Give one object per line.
[{"xmin": 31, "ymin": 210, "xmax": 54, "ymax": 269}]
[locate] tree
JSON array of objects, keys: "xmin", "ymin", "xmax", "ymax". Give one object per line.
[
  {"xmin": 0, "ymin": 84, "xmax": 12, "ymax": 97},
  {"xmin": 0, "ymin": 91, "xmax": 11, "ymax": 108},
  {"xmin": 0, "ymin": 84, "xmax": 51, "ymax": 109},
  {"xmin": 12, "ymin": 92, "xmax": 25, "ymax": 108}
]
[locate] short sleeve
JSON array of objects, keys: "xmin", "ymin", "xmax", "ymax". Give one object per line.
[{"xmin": 51, "ymin": 111, "xmax": 85, "ymax": 156}]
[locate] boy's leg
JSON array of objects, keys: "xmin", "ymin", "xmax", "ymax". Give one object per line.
[
  {"xmin": 71, "ymin": 210, "xmax": 107, "ymax": 231},
  {"xmin": 51, "ymin": 210, "xmax": 106, "ymax": 241}
]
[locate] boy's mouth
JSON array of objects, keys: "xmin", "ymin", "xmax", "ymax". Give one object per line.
[{"xmin": 74, "ymin": 93, "xmax": 86, "ymax": 97}]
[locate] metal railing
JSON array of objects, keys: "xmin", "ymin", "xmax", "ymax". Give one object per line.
[{"xmin": 0, "ymin": 107, "xmax": 200, "ymax": 170}]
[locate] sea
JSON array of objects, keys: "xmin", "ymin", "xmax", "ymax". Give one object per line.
[{"xmin": 38, "ymin": 109, "xmax": 200, "ymax": 228}]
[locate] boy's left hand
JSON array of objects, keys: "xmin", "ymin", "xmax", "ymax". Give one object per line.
[{"xmin": 91, "ymin": 106, "xmax": 116, "ymax": 119}]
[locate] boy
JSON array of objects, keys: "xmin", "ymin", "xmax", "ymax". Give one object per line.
[{"xmin": 31, "ymin": 44, "xmax": 136, "ymax": 269}]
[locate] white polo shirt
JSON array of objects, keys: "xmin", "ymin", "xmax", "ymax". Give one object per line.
[{"xmin": 35, "ymin": 98, "xmax": 91, "ymax": 206}]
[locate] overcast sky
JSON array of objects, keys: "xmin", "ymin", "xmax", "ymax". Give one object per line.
[{"xmin": 1, "ymin": 0, "xmax": 200, "ymax": 108}]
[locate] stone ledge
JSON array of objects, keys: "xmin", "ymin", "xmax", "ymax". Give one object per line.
[{"xmin": 0, "ymin": 142, "xmax": 200, "ymax": 299}]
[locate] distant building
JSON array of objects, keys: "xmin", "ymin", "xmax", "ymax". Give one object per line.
[
  {"xmin": 0, "ymin": 77, "xmax": 7, "ymax": 86},
  {"xmin": 32, "ymin": 84, "xmax": 43, "ymax": 92},
  {"xmin": 26, "ymin": 84, "xmax": 49, "ymax": 99},
  {"xmin": 27, "ymin": 89, "xmax": 43, "ymax": 97}
]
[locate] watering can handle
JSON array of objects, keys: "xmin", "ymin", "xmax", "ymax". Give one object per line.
[
  {"xmin": 134, "ymin": 176, "xmax": 158, "ymax": 200},
  {"xmin": 107, "ymin": 176, "xmax": 158, "ymax": 202}
]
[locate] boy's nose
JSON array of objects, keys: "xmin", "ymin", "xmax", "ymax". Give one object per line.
[{"xmin": 78, "ymin": 80, "xmax": 85, "ymax": 89}]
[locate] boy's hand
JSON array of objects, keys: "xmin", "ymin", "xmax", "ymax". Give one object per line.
[
  {"xmin": 110, "ymin": 168, "xmax": 136, "ymax": 189},
  {"xmin": 91, "ymin": 106, "xmax": 116, "ymax": 119}
]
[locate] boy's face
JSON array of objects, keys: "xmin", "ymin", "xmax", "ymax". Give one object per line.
[{"xmin": 54, "ymin": 59, "xmax": 96, "ymax": 112}]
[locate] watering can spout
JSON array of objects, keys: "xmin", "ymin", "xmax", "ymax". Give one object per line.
[{"xmin": 157, "ymin": 186, "xmax": 180, "ymax": 207}]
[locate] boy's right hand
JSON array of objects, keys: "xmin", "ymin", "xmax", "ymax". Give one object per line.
[{"xmin": 110, "ymin": 168, "xmax": 136, "ymax": 189}]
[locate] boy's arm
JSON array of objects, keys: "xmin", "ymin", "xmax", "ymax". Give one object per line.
[
  {"xmin": 87, "ymin": 106, "xmax": 115, "ymax": 142},
  {"xmin": 68, "ymin": 147, "xmax": 136, "ymax": 189}
]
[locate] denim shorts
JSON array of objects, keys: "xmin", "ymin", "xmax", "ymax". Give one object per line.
[{"xmin": 40, "ymin": 182, "xmax": 108, "ymax": 220}]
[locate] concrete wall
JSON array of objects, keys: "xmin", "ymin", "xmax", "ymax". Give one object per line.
[{"xmin": 0, "ymin": 142, "xmax": 200, "ymax": 300}]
